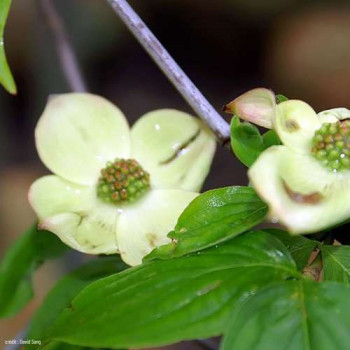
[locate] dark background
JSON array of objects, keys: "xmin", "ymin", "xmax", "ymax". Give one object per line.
[{"xmin": 2, "ymin": 0, "xmax": 350, "ymax": 341}]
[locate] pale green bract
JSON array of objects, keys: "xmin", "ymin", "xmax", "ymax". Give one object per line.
[
  {"xmin": 233, "ymin": 88, "xmax": 350, "ymax": 234},
  {"xmin": 29, "ymin": 93, "xmax": 216, "ymax": 266}
]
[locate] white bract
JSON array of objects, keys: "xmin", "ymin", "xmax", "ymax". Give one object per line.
[
  {"xmin": 29, "ymin": 93, "xmax": 216, "ymax": 265},
  {"xmin": 231, "ymin": 89, "xmax": 350, "ymax": 234}
]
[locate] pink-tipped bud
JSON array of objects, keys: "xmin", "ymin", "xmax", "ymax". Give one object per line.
[{"xmin": 223, "ymin": 88, "xmax": 276, "ymax": 129}]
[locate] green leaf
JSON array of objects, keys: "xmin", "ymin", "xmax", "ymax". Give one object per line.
[
  {"xmin": 230, "ymin": 116, "xmax": 265, "ymax": 167},
  {"xmin": 230, "ymin": 117, "xmax": 281, "ymax": 167},
  {"xmin": 145, "ymin": 186, "xmax": 268, "ymax": 261},
  {"xmin": 46, "ymin": 231, "xmax": 298, "ymax": 349},
  {"xmin": 271, "ymin": 229, "xmax": 350, "ymax": 283},
  {"xmin": 26, "ymin": 256, "xmax": 127, "ymax": 350},
  {"xmin": 0, "ymin": 224, "xmax": 68, "ymax": 318},
  {"xmin": 320, "ymin": 245, "xmax": 350, "ymax": 284},
  {"xmin": 222, "ymin": 280, "xmax": 350, "ymax": 350},
  {"xmin": 266, "ymin": 229, "xmax": 318, "ymax": 270},
  {"xmin": 0, "ymin": 0, "xmax": 16, "ymax": 94},
  {"xmin": 276, "ymin": 94, "xmax": 288, "ymax": 104},
  {"xmin": 261, "ymin": 129, "xmax": 281, "ymax": 148}
]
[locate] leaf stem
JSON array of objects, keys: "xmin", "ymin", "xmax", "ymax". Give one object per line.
[
  {"xmin": 40, "ymin": 0, "xmax": 87, "ymax": 92},
  {"xmin": 107, "ymin": 0, "xmax": 231, "ymax": 145}
]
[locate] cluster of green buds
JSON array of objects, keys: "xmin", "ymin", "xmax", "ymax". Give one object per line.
[
  {"xmin": 97, "ymin": 158, "xmax": 150, "ymax": 204},
  {"xmin": 311, "ymin": 121, "xmax": 350, "ymax": 172}
]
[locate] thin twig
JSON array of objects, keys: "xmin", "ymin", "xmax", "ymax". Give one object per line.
[
  {"xmin": 40, "ymin": 0, "xmax": 87, "ymax": 92},
  {"xmin": 107, "ymin": 0, "xmax": 231, "ymax": 145}
]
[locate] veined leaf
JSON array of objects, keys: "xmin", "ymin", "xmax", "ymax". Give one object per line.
[
  {"xmin": 0, "ymin": 0, "xmax": 16, "ymax": 94},
  {"xmin": 231, "ymin": 116, "xmax": 265, "ymax": 167},
  {"xmin": 320, "ymin": 245, "xmax": 350, "ymax": 284},
  {"xmin": 230, "ymin": 117, "xmax": 280, "ymax": 167},
  {"xmin": 0, "ymin": 224, "xmax": 68, "ymax": 318},
  {"xmin": 266, "ymin": 229, "xmax": 318, "ymax": 270},
  {"xmin": 46, "ymin": 231, "xmax": 298, "ymax": 349},
  {"xmin": 222, "ymin": 280, "xmax": 350, "ymax": 350},
  {"xmin": 26, "ymin": 256, "xmax": 127, "ymax": 350},
  {"xmin": 145, "ymin": 186, "xmax": 268, "ymax": 261},
  {"xmin": 261, "ymin": 129, "xmax": 281, "ymax": 148},
  {"xmin": 269, "ymin": 229, "xmax": 350, "ymax": 283}
]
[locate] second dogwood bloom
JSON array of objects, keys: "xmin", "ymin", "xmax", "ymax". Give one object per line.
[{"xmin": 228, "ymin": 88, "xmax": 350, "ymax": 234}]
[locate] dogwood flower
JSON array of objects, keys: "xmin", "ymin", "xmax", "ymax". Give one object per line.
[
  {"xmin": 228, "ymin": 88, "xmax": 350, "ymax": 234},
  {"xmin": 29, "ymin": 93, "xmax": 216, "ymax": 265}
]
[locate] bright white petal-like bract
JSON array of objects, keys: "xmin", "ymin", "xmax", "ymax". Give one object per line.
[
  {"xmin": 274, "ymin": 100, "xmax": 321, "ymax": 154},
  {"xmin": 35, "ymin": 93, "xmax": 131, "ymax": 185},
  {"xmin": 29, "ymin": 175, "xmax": 119, "ymax": 254},
  {"xmin": 280, "ymin": 149, "xmax": 350, "ymax": 194},
  {"xmin": 130, "ymin": 109, "xmax": 216, "ymax": 192},
  {"xmin": 318, "ymin": 108, "xmax": 350, "ymax": 123},
  {"xmin": 116, "ymin": 189, "xmax": 197, "ymax": 266},
  {"xmin": 248, "ymin": 146, "xmax": 350, "ymax": 234},
  {"xmin": 29, "ymin": 175, "xmax": 92, "ymax": 217}
]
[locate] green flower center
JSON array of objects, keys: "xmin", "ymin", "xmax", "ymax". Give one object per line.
[
  {"xmin": 97, "ymin": 158, "xmax": 150, "ymax": 204},
  {"xmin": 311, "ymin": 121, "xmax": 350, "ymax": 172}
]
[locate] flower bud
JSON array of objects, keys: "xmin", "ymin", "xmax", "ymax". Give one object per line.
[{"xmin": 223, "ymin": 88, "xmax": 275, "ymax": 129}]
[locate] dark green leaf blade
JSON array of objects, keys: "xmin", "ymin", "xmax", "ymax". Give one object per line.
[
  {"xmin": 26, "ymin": 256, "xmax": 127, "ymax": 350},
  {"xmin": 230, "ymin": 116, "xmax": 265, "ymax": 167},
  {"xmin": 222, "ymin": 280, "xmax": 350, "ymax": 350},
  {"xmin": 276, "ymin": 94, "xmax": 288, "ymax": 104},
  {"xmin": 47, "ymin": 231, "xmax": 298, "ymax": 349},
  {"xmin": 266, "ymin": 229, "xmax": 318, "ymax": 270},
  {"xmin": 146, "ymin": 186, "xmax": 268, "ymax": 261},
  {"xmin": 230, "ymin": 117, "xmax": 281, "ymax": 167},
  {"xmin": 0, "ymin": 224, "xmax": 68, "ymax": 318},
  {"xmin": 0, "ymin": 0, "xmax": 16, "ymax": 94},
  {"xmin": 261, "ymin": 129, "xmax": 281, "ymax": 148},
  {"xmin": 321, "ymin": 245, "xmax": 350, "ymax": 284}
]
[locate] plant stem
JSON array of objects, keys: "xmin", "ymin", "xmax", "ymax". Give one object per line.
[
  {"xmin": 107, "ymin": 0, "xmax": 230, "ymax": 145},
  {"xmin": 40, "ymin": 0, "xmax": 87, "ymax": 92}
]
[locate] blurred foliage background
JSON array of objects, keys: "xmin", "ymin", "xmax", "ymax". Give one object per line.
[{"xmin": 2, "ymin": 0, "xmax": 350, "ymax": 343}]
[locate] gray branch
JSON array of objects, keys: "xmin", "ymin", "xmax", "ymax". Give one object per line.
[
  {"xmin": 107, "ymin": 0, "xmax": 230, "ymax": 144},
  {"xmin": 40, "ymin": 0, "xmax": 87, "ymax": 92}
]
